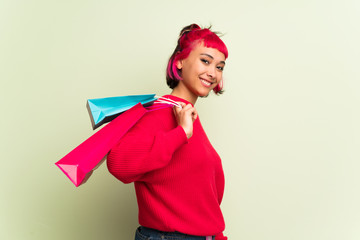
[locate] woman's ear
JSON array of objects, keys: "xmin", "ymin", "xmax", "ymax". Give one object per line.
[{"xmin": 176, "ymin": 59, "xmax": 183, "ymax": 70}]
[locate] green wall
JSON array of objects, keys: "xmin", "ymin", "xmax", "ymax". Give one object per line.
[{"xmin": 1, "ymin": 0, "xmax": 359, "ymax": 239}]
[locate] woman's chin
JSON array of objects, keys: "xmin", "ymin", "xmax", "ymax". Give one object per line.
[
  {"xmin": 199, "ymin": 94, "xmax": 210, "ymax": 98},
  {"xmin": 197, "ymin": 90, "xmax": 211, "ymax": 98}
]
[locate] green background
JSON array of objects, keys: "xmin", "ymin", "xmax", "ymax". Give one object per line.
[{"xmin": 1, "ymin": 0, "xmax": 359, "ymax": 239}]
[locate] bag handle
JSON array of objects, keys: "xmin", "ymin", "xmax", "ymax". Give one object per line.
[{"xmin": 146, "ymin": 96, "xmax": 183, "ymax": 112}]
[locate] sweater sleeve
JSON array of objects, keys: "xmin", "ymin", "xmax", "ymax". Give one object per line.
[{"xmin": 107, "ymin": 113, "xmax": 188, "ymax": 183}]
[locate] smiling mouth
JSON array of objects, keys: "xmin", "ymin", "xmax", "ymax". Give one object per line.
[{"xmin": 200, "ymin": 78, "xmax": 213, "ymax": 87}]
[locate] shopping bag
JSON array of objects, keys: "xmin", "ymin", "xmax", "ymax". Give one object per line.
[
  {"xmin": 87, "ymin": 94, "xmax": 157, "ymax": 130},
  {"xmin": 55, "ymin": 103, "xmax": 148, "ymax": 187},
  {"xmin": 55, "ymin": 95, "xmax": 181, "ymax": 187}
]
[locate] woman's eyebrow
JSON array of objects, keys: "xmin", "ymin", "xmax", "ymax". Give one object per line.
[
  {"xmin": 200, "ymin": 53, "xmax": 214, "ymax": 59},
  {"xmin": 200, "ymin": 53, "xmax": 226, "ymax": 65}
]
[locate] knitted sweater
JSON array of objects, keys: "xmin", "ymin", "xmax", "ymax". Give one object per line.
[{"xmin": 107, "ymin": 95, "xmax": 227, "ymax": 240}]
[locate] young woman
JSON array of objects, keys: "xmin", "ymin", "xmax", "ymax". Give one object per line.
[{"xmin": 107, "ymin": 24, "xmax": 229, "ymax": 240}]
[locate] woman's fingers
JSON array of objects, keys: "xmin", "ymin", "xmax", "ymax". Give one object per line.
[
  {"xmin": 173, "ymin": 102, "xmax": 197, "ymax": 139},
  {"xmin": 173, "ymin": 102, "xmax": 185, "ymax": 114},
  {"xmin": 191, "ymin": 108, "xmax": 198, "ymax": 121},
  {"xmin": 175, "ymin": 103, "xmax": 197, "ymax": 121},
  {"xmin": 179, "ymin": 102, "xmax": 186, "ymax": 108}
]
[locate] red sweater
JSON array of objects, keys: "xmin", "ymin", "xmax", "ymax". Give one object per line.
[{"xmin": 107, "ymin": 95, "xmax": 227, "ymax": 240}]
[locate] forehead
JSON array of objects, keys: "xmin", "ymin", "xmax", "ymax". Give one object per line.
[{"xmin": 190, "ymin": 43, "xmax": 226, "ymax": 62}]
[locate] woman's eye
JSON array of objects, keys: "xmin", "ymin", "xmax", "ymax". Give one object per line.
[
  {"xmin": 201, "ymin": 59, "xmax": 209, "ymax": 64},
  {"xmin": 217, "ymin": 66, "xmax": 224, "ymax": 71}
]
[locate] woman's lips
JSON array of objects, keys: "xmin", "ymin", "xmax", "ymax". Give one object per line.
[{"xmin": 200, "ymin": 78, "xmax": 213, "ymax": 87}]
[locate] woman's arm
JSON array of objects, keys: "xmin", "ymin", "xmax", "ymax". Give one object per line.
[
  {"xmin": 107, "ymin": 103, "xmax": 197, "ymax": 183},
  {"xmin": 107, "ymin": 119, "xmax": 187, "ymax": 183}
]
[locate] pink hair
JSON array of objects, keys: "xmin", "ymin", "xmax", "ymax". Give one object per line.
[{"xmin": 166, "ymin": 24, "xmax": 228, "ymax": 94}]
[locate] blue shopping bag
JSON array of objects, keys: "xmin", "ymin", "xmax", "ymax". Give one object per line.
[{"xmin": 87, "ymin": 94, "xmax": 157, "ymax": 129}]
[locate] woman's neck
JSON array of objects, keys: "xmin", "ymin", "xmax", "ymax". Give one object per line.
[{"xmin": 170, "ymin": 85, "xmax": 198, "ymax": 105}]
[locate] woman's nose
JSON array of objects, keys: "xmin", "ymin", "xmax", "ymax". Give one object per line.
[{"xmin": 207, "ymin": 68, "xmax": 215, "ymax": 80}]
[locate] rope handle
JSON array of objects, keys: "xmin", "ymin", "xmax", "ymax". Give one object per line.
[{"xmin": 153, "ymin": 96, "xmax": 183, "ymax": 109}]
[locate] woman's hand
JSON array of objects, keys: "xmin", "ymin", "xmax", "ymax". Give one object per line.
[{"xmin": 173, "ymin": 102, "xmax": 198, "ymax": 139}]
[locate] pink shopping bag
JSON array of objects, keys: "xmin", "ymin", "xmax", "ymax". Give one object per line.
[{"xmin": 55, "ymin": 103, "xmax": 147, "ymax": 187}]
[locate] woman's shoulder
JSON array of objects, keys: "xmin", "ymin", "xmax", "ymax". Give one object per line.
[{"xmin": 135, "ymin": 105, "xmax": 176, "ymax": 132}]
